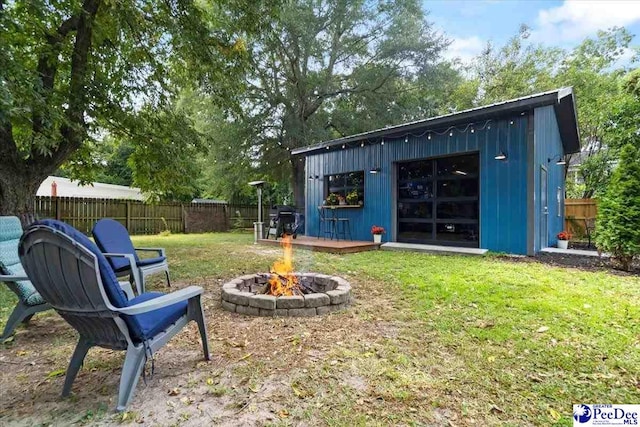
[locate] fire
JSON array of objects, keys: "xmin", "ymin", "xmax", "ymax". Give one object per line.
[{"xmin": 268, "ymin": 235, "xmax": 300, "ymax": 296}]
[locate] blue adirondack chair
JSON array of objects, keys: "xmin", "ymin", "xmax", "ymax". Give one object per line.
[
  {"xmin": 19, "ymin": 219, "xmax": 210, "ymax": 411},
  {"xmin": 92, "ymin": 219, "xmax": 171, "ymax": 294},
  {"xmin": 0, "ymin": 216, "xmax": 51, "ymax": 340}
]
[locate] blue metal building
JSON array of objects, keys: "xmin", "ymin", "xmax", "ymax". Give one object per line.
[{"xmin": 291, "ymin": 88, "xmax": 580, "ymax": 255}]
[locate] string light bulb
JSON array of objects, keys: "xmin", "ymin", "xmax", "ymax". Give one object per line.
[
  {"xmin": 449, "ymin": 131, "xmax": 453, "ymax": 137},
  {"xmin": 470, "ymin": 128, "xmax": 475, "ymax": 133},
  {"xmin": 405, "ymin": 136, "xmax": 408, "ymax": 143},
  {"xmin": 381, "ymin": 139, "xmax": 385, "ymax": 146},
  {"xmin": 428, "ymin": 134, "xmax": 431, "ymax": 140},
  {"xmin": 360, "ymin": 142, "xmax": 364, "ymax": 147},
  {"xmin": 342, "ymin": 144, "xmax": 346, "ymax": 149}
]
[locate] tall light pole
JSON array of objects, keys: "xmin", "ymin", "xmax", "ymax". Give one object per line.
[{"xmin": 248, "ymin": 181, "xmax": 266, "ymax": 244}]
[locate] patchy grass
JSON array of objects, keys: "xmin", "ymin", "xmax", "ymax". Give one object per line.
[{"xmin": 0, "ymin": 232, "xmax": 638, "ymax": 426}]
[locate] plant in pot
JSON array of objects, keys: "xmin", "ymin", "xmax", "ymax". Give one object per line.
[
  {"xmin": 557, "ymin": 230, "xmax": 571, "ymax": 249},
  {"xmin": 346, "ymin": 190, "xmax": 359, "ymax": 205},
  {"xmin": 371, "ymin": 225, "xmax": 385, "ymax": 244},
  {"xmin": 325, "ymin": 193, "xmax": 339, "ymax": 206}
]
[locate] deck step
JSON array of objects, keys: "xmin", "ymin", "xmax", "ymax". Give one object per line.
[
  {"xmin": 380, "ymin": 242, "xmax": 488, "ymax": 256},
  {"xmin": 540, "ymin": 247, "xmax": 607, "ymax": 257}
]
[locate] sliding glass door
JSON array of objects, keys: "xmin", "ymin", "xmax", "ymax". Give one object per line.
[{"xmin": 397, "ymin": 153, "xmax": 479, "ymax": 247}]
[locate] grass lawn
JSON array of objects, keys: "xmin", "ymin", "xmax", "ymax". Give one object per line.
[{"xmin": 1, "ymin": 232, "xmax": 638, "ymax": 426}]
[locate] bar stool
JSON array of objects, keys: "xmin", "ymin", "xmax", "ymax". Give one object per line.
[
  {"xmin": 334, "ymin": 215, "xmax": 352, "ymax": 241},
  {"xmin": 317, "ymin": 207, "xmax": 336, "ymax": 240}
]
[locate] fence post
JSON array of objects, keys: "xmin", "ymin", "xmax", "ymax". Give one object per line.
[
  {"xmin": 126, "ymin": 201, "xmax": 131, "ymax": 232},
  {"xmin": 55, "ymin": 197, "xmax": 62, "ymax": 220},
  {"xmin": 181, "ymin": 204, "xmax": 186, "ymax": 233}
]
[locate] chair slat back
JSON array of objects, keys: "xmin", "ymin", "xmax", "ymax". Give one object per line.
[{"xmin": 20, "ymin": 226, "xmax": 130, "ymax": 349}]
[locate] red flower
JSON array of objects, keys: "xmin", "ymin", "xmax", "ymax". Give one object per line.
[
  {"xmin": 557, "ymin": 230, "xmax": 572, "ymax": 240},
  {"xmin": 371, "ymin": 225, "xmax": 385, "ymax": 235}
]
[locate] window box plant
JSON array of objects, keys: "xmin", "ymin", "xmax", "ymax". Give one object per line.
[
  {"xmin": 325, "ymin": 193, "xmax": 339, "ymax": 206},
  {"xmin": 371, "ymin": 225, "xmax": 385, "ymax": 243},
  {"xmin": 557, "ymin": 230, "xmax": 571, "ymax": 250},
  {"xmin": 346, "ymin": 189, "xmax": 359, "ymax": 205}
]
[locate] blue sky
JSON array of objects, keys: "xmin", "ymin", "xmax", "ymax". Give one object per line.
[{"xmin": 424, "ymin": 0, "xmax": 640, "ymax": 62}]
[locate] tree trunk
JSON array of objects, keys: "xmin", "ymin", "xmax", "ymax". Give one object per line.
[
  {"xmin": 0, "ymin": 168, "xmax": 44, "ymax": 224},
  {"xmin": 291, "ymin": 157, "xmax": 306, "ymax": 213}
]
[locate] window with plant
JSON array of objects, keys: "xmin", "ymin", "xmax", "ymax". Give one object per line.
[{"xmin": 324, "ymin": 171, "xmax": 365, "ymax": 205}]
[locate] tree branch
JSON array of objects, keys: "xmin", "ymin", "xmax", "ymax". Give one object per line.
[{"xmin": 30, "ymin": 0, "xmax": 101, "ymax": 170}]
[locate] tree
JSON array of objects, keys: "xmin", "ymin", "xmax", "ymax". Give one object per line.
[
  {"xmin": 0, "ymin": 0, "xmax": 275, "ymax": 217},
  {"xmin": 214, "ymin": 0, "xmax": 448, "ymax": 208},
  {"xmin": 472, "ymin": 27, "xmax": 636, "ymax": 198},
  {"xmin": 595, "ymin": 144, "xmax": 640, "ymax": 270}
]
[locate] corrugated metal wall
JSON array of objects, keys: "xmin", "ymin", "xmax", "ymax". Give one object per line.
[
  {"xmin": 533, "ymin": 105, "xmax": 566, "ymax": 251},
  {"xmin": 305, "ymin": 115, "xmax": 532, "ymax": 254}
]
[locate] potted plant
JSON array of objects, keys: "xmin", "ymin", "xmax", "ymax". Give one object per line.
[
  {"xmin": 325, "ymin": 193, "xmax": 339, "ymax": 206},
  {"xmin": 338, "ymin": 195, "xmax": 347, "ymax": 205},
  {"xmin": 371, "ymin": 225, "xmax": 385, "ymax": 243},
  {"xmin": 557, "ymin": 230, "xmax": 571, "ymax": 249},
  {"xmin": 346, "ymin": 189, "xmax": 359, "ymax": 205}
]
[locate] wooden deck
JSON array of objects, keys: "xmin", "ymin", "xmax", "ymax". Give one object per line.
[{"xmin": 258, "ymin": 236, "xmax": 381, "ymax": 254}]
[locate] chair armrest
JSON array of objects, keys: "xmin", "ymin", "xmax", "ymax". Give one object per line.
[
  {"xmin": 103, "ymin": 253, "xmax": 144, "ymax": 294},
  {"xmin": 134, "ymin": 247, "xmax": 166, "ymax": 257},
  {"xmin": 0, "ymin": 274, "xmax": 29, "ymax": 282},
  {"xmin": 115, "ymin": 286, "xmax": 203, "ymax": 315}
]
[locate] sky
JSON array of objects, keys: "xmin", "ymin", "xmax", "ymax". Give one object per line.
[{"xmin": 424, "ymin": 0, "xmax": 640, "ymax": 63}]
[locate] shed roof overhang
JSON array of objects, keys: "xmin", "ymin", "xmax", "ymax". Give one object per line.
[{"xmin": 292, "ymin": 87, "xmax": 581, "ymax": 156}]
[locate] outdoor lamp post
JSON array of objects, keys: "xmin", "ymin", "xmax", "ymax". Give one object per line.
[{"xmin": 248, "ymin": 180, "xmax": 266, "ymax": 244}]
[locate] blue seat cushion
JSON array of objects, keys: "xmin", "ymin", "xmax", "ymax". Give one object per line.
[
  {"xmin": 92, "ymin": 219, "xmax": 139, "ymax": 272},
  {"xmin": 31, "ymin": 220, "xmax": 129, "ymax": 309},
  {"xmin": 113, "ymin": 255, "xmax": 166, "ymax": 273},
  {"xmin": 125, "ymin": 292, "xmax": 187, "ymax": 342},
  {"xmin": 137, "ymin": 256, "xmax": 166, "ymax": 268}
]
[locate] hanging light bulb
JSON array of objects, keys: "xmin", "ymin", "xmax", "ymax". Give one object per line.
[
  {"xmin": 510, "ymin": 120, "xmax": 514, "ymax": 125},
  {"xmin": 405, "ymin": 136, "xmax": 408, "ymax": 142},
  {"xmin": 449, "ymin": 131, "xmax": 453, "ymax": 137},
  {"xmin": 428, "ymin": 134, "xmax": 431, "ymax": 140},
  {"xmin": 326, "ymin": 146, "xmax": 330, "ymax": 150},
  {"xmin": 470, "ymin": 128, "xmax": 475, "ymax": 133},
  {"xmin": 381, "ymin": 139, "xmax": 385, "ymax": 146},
  {"xmin": 342, "ymin": 144, "xmax": 346, "ymax": 149},
  {"xmin": 360, "ymin": 142, "xmax": 365, "ymax": 147}
]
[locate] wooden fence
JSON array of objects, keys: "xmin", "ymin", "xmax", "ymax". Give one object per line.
[
  {"xmin": 34, "ymin": 196, "xmax": 267, "ymax": 235},
  {"xmin": 564, "ymin": 198, "xmax": 597, "ymax": 237}
]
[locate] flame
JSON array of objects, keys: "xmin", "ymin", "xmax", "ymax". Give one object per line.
[{"xmin": 268, "ymin": 235, "xmax": 300, "ymax": 296}]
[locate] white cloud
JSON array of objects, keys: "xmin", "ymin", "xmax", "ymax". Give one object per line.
[
  {"xmin": 443, "ymin": 36, "xmax": 485, "ymax": 64},
  {"xmin": 531, "ymin": 1, "xmax": 640, "ymax": 44}
]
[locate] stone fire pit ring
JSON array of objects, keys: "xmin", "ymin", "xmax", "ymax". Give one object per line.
[{"xmin": 221, "ymin": 273, "xmax": 352, "ymax": 317}]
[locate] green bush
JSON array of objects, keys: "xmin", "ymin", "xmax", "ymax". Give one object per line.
[{"xmin": 595, "ymin": 144, "xmax": 640, "ymax": 270}]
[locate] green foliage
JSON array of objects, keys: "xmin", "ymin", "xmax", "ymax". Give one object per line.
[
  {"xmin": 0, "ymin": 0, "xmax": 277, "ymax": 214},
  {"xmin": 473, "ymin": 27, "xmax": 636, "ymax": 198},
  {"xmin": 595, "ymin": 144, "xmax": 640, "ymax": 270},
  {"xmin": 197, "ymin": 0, "xmax": 449, "ymax": 206}
]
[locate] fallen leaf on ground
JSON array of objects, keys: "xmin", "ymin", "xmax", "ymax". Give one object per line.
[
  {"xmin": 47, "ymin": 369, "xmax": 65, "ymax": 378},
  {"xmin": 537, "ymin": 326, "xmax": 549, "ymax": 333},
  {"xmin": 168, "ymin": 388, "xmax": 180, "ymax": 396}
]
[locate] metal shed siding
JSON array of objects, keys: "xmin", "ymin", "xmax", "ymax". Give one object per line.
[
  {"xmin": 533, "ymin": 105, "xmax": 566, "ymax": 252},
  {"xmin": 305, "ymin": 116, "xmax": 529, "ymax": 254}
]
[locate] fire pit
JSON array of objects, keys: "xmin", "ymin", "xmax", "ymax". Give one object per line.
[{"xmin": 220, "ymin": 236, "xmax": 352, "ymax": 316}]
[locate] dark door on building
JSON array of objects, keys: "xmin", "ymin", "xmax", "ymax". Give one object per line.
[
  {"xmin": 540, "ymin": 166, "xmax": 548, "ymax": 249},
  {"xmin": 397, "ymin": 153, "xmax": 479, "ymax": 247}
]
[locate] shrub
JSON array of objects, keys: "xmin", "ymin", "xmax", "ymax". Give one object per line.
[{"xmin": 595, "ymin": 144, "xmax": 640, "ymax": 270}]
